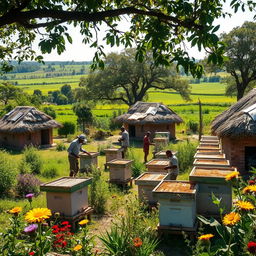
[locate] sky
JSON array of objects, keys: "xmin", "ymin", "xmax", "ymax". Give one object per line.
[{"xmin": 35, "ymin": 4, "xmax": 256, "ymax": 62}]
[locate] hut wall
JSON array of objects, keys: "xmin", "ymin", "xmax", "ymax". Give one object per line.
[
  {"xmin": 221, "ymin": 136, "xmax": 256, "ymax": 175},
  {"xmin": 124, "ymin": 123, "xmax": 176, "ymax": 139}
]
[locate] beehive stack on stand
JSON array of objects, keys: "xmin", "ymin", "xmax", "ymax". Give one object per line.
[
  {"xmin": 40, "ymin": 177, "xmax": 93, "ymax": 230},
  {"xmin": 107, "ymin": 159, "xmax": 133, "ymax": 189},
  {"xmin": 79, "ymin": 152, "xmax": 99, "ymax": 172},
  {"xmin": 153, "ymin": 180, "xmax": 198, "ymax": 235},
  {"xmin": 146, "ymin": 159, "xmax": 169, "ymax": 173},
  {"xmin": 135, "ymin": 172, "xmax": 168, "ymax": 207}
]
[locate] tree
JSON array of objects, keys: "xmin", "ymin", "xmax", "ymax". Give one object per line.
[
  {"xmin": 76, "ymin": 49, "xmax": 191, "ymax": 106},
  {"xmin": 73, "ymin": 102, "xmax": 93, "ymax": 132},
  {"xmin": 0, "ymin": 83, "xmax": 20, "ymax": 105},
  {"xmin": 223, "ymin": 22, "xmax": 256, "ymax": 100},
  {"xmin": 1, "ymin": 1, "xmax": 254, "ymax": 76}
]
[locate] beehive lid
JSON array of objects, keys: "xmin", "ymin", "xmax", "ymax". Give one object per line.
[
  {"xmin": 40, "ymin": 177, "xmax": 92, "ymax": 193},
  {"xmin": 153, "ymin": 181, "xmax": 197, "ymax": 200},
  {"xmin": 79, "ymin": 152, "xmax": 100, "ymax": 157},
  {"xmin": 189, "ymin": 167, "xmax": 235, "ymax": 183},
  {"xmin": 194, "ymin": 159, "xmax": 229, "ymax": 166},
  {"xmin": 107, "ymin": 159, "xmax": 133, "ymax": 166},
  {"xmin": 104, "ymin": 148, "xmax": 123, "ymax": 152},
  {"xmin": 194, "ymin": 153, "xmax": 225, "ymax": 159},
  {"xmin": 146, "ymin": 159, "xmax": 169, "ymax": 167},
  {"xmin": 135, "ymin": 172, "xmax": 167, "ymax": 185}
]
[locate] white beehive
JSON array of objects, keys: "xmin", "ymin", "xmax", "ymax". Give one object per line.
[
  {"xmin": 193, "ymin": 158, "xmax": 230, "ymax": 168},
  {"xmin": 107, "ymin": 159, "xmax": 133, "ymax": 181},
  {"xmin": 194, "ymin": 153, "xmax": 226, "ymax": 160},
  {"xmin": 104, "ymin": 148, "xmax": 123, "ymax": 163},
  {"xmin": 153, "ymin": 181, "xmax": 198, "ymax": 228},
  {"xmin": 79, "ymin": 152, "xmax": 99, "ymax": 171},
  {"xmin": 189, "ymin": 167, "xmax": 233, "ymax": 215},
  {"xmin": 135, "ymin": 172, "xmax": 168, "ymax": 204},
  {"xmin": 153, "ymin": 137, "xmax": 169, "ymax": 152},
  {"xmin": 146, "ymin": 159, "xmax": 169, "ymax": 173},
  {"xmin": 40, "ymin": 177, "xmax": 92, "ymax": 217}
]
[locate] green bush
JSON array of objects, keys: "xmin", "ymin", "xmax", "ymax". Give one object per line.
[
  {"xmin": 42, "ymin": 164, "xmax": 59, "ymax": 178},
  {"xmin": 89, "ymin": 167, "xmax": 109, "ymax": 214},
  {"xmin": 187, "ymin": 120, "xmax": 198, "ymax": 133},
  {"xmin": 22, "ymin": 146, "xmax": 43, "ymax": 174},
  {"xmin": 58, "ymin": 121, "xmax": 76, "ymax": 137},
  {"xmin": 0, "ymin": 151, "xmax": 17, "ymax": 196},
  {"xmin": 56, "ymin": 142, "xmax": 67, "ymax": 151}
]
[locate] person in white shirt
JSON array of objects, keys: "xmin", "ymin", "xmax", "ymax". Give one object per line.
[
  {"xmin": 164, "ymin": 150, "xmax": 179, "ymax": 180},
  {"xmin": 118, "ymin": 127, "xmax": 129, "ymax": 158},
  {"xmin": 67, "ymin": 134, "xmax": 91, "ymax": 177}
]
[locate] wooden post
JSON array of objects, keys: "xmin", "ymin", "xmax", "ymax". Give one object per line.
[{"xmin": 199, "ymin": 99, "xmax": 203, "ymax": 141}]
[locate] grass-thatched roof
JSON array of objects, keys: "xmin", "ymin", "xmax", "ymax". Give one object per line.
[
  {"xmin": 0, "ymin": 106, "xmax": 62, "ymax": 133},
  {"xmin": 212, "ymin": 88, "xmax": 256, "ymax": 137},
  {"xmin": 116, "ymin": 101, "xmax": 183, "ymax": 125}
]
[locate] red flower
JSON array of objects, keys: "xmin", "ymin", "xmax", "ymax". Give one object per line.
[
  {"xmin": 29, "ymin": 252, "xmax": 35, "ymax": 255},
  {"xmin": 62, "ymin": 221, "xmax": 69, "ymax": 225},
  {"xmin": 248, "ymin": 241, "xmax": 256, "ymax": 254},
  {"xmin": 249, "ymin": 180, "xmax": 256, "ymax": 185}
]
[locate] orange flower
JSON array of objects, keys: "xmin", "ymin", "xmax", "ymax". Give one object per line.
[
  {"xmin": 133, "ymin": 237, "xmax": 143, "ymax": 248},
  {"xmin": 198, "ymin": 234, "xmax": 214, "ymax": 240},
  {"xmin": 223, "ymin": 212, "xmax": 241, "ymax": 226},
  {"xmin": 225, "ymin": 171, "xmax": 240, "ymax": 181},
  {"xmin": 9, "ymin": 207, "xmax": 22, "ymax": 215},
  {"xmin": 236, "ymin": 201, "xmax": 255, "ymax": 211},
  {"xmin": 243, "ymin": 185, "xmax": 256, "ymax": 194}
]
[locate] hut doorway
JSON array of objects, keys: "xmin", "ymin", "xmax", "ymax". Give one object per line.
[
  {"xmin": 128, "ymin": 125, "xmax": 136, "ymax": 137},
  {"xmin": 41, "ymin": 129, "xmax": 50, "ymax": 145},
  {"xmin": 245, "ymin": 147, "xmax": 256, "ymax": 174}
]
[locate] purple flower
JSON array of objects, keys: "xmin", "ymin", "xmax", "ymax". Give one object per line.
[
  {"xmin": 25, "ymin": 193, "xmax": 34, "ymax": 199},
  {"xmin": 24, "ymin": 224, "xmax": 38, "ymax": 233}
]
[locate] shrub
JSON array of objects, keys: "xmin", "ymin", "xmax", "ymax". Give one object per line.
[
  {"xmin": 42, "ymin": 165, "xmax": 59, "ymax": 178},
  {"xmin": 187, "ymin": 120, "xmax": 198, "ymax": 133},
  {"xmin": 56, "ymin": 142, "xmax": 67, "ymax": 151},
  {"xmin": 16, "ymin": 173, "xmax": 41, "ymax": 197},
  {"xmin": 22, "ymin": 146, "xmax": 43, "ymax": 174},
  {"xmin": 89, "ymin": 167, "xmax": 109, "ymax": 214},
  {"xmin": 0, "ymin": 151, "xmax": 17, "ymax": 196},
  {"xmin": 58, "ymin": 121, "xmax": 76, "ymax": 137}
]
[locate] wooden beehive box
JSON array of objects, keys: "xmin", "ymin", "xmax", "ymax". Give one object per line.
[
  {"xmin": 193, "ymin": 158, "xmax": 230, "ymax": 168},
  {"xmin": 196, "ymin": 149, "xmax": 222, "ymax": 155},
  {"xmin": 104, "ymin": 148, "xmax": 123, "ymax": 162},
  {"xmin": 135, "ymin": 172, "xmax": 168, "ymax": 204},
  {"xmin": 146, "ymin": 159, "xmax": 169, "ymax": 173},
  {"xmin": 153, "ymin": 137, "xmax": 169, "ymax": 152},
  {"xmin": 155, "ymin": 150, "xmax": 177, "ymax": 159},
  {"xmin": 153, "ymin": 181, "xmax": 198, "ymax": 228},
  {"xmin": 194, "ymin": 153, "xmax": 226, "ymax": 160},
  {"xmin": 79, "ymin": 152, "xmax": 99, "ymax": 171},
  {"xmin": 40, "ymin": 177, "xmax": 92, "ymax": 217},
  {"xmin": 189, "ymin": 167, "xmax": 233, "ymax": 215},
  {"xmin": 107, "ymin": 159, "xmax": 133, "ymax": 181}
]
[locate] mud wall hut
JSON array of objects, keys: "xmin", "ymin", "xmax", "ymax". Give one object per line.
[
  {"xmin": 0, "ymin": 106, "xmax": 62, "ymax": 150},
  {"xmin": 211, "ymin": 89, "xmax": 256, "ymax": 176},
  {"xmin": 116, "ymin": 102, "xmax": 183, "ymax": 139}
]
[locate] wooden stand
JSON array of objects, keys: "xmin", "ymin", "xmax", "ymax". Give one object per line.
[{"xmin": 108, "ymin": 177, "xmax": 133, "ymax": 190}]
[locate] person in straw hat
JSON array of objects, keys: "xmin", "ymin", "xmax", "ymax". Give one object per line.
[{"xmin": 67, "ymin": 134, "xmax": 91, "ymax": 177}]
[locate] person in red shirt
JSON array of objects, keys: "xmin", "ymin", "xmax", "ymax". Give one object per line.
[{"xmin": 143, "ymin": 131, "xmax": 154, "ymax": 163}]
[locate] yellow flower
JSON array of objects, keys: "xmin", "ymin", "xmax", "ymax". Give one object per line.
[
  {"xmin": 225, "ymin": 171, "xmax": 240, "ymax": 181},
  {"xmin": 25, "ymin": 208, "xmax": 52, "ymax": 223},
  {"xmin": 9, "ymin": 207, "xmax": 22, "ymax": 215},
  {"xmin": 243, "ymin": 185, "xmax": 256, "ymax": 194},
  {"xmin": 223, "ymin": 212, "xmax": 241, "ymax": 226},
  {"xmin": 79, "ymin": 219, "xmax": 89, "ymax": 226},
  {"xmin": 73, "ymin": 245, "xmax": 82, "ymax": 251},
  {"xmin": 198, "ymin": 234, "xmax": 214, "ymax": 240},
  {"xmin": 236, "ymin": 200, "xmax": 255, "ymax": 211}
]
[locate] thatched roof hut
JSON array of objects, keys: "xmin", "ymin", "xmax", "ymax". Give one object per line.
[
  {"xmin": 116, "ymin": 102, "xmax": 183, "ymax": 139},
  {"xmin": 211, "ymin": 88, "xmax": 256, "ymax": 137},
  {"xmin": 211, "ymin": 89, "xmax": 256, "ymax": 175},
  {"xmin": 0, "ymin": 106, "xmax": 61, "ymax": 149}
]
